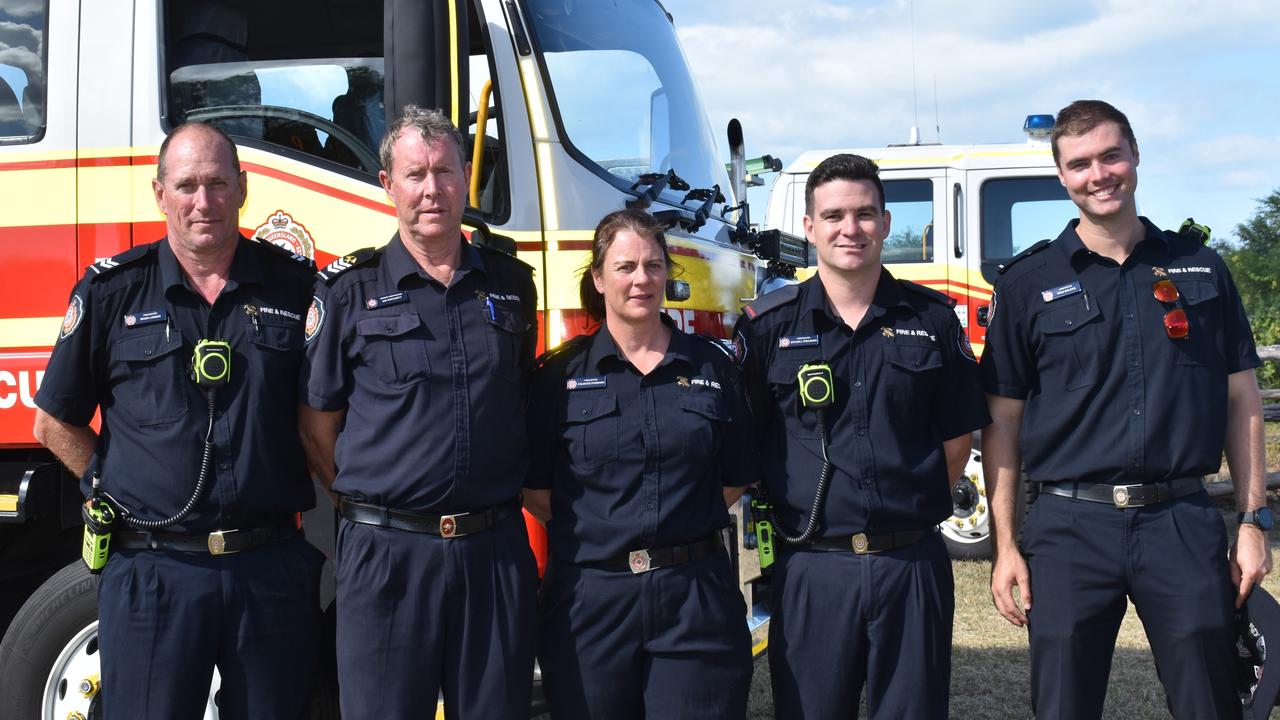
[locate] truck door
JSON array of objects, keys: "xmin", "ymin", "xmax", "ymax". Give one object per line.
[{"xmin": 0, "ymin": 2, "xmax": 76, "ymax": 444}]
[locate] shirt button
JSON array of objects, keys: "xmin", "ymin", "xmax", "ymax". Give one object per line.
[
  {"xmin": 647, "ymin": 502, "xmax": 656, "ymax": 510},
  {"xmin": 1126, "ymin": 313, "xmax": 1134, "ymax": 319},
  {"xmin": 1065, "ymin": 320, "xmax": 1073, "ymax": 326},
  {"xmin": 383, "ymin": 322, "xmax": 393, "ymax": 332},
  {"xmin": 857, "ymin": 429, "xmax": 866, "ymax": 436},
  {"xmin": 144, "ymin": 349, "xmax": 152, "ymax": 356},
  {"xmin": 219, "ymin": 462, "xmax": 230, "ymax": 471},
  {"xmin": 1133, "ymin": 410, "xmax": 1141, "ymax": 415},
  {"xmin": 854, "ymin": 380, "xmax": 862, "ymax": 387}
]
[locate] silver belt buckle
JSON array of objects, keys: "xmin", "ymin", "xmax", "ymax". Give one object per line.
[
  {"xmin": 439, "ymin": 513, "xmax": 463, "ymax": 538},
  {"xmin": 1112, "ymin": 484, "xmax": 1139, "ymax": 508},
  {"xmin": 851, "ymin": 533, "xmax": 870, "ymax": 554},
  {"xmin": 628, "ymin": 549, "xmax": 652, "ymax": 573},
  {"xmin": 208, "ymin": 529, "xmax": 239, "ymax": 555}
]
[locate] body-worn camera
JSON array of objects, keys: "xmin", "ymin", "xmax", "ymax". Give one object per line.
[
  {"xmin": 797, "ymin": 363, "xmax": 834, "ymax": 409},
  {"xmin": 192, "ymin": 339, "xmax": 232, "ymax": 389}
]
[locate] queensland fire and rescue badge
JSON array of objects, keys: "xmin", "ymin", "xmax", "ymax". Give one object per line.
[
  {"xmin": 304, "ymin": 296, "xmax": 325, "ymax": 345},
  {"xmin": 957, "ymin": 326, "xmax": 976, "ymax": 362},
  {"xmin": 60, "ymin": 295, "xmax": 85, "ymax": 341},
  {"xmin": 253, "ymin": 210, "xmax": 315, "ymax": 259}
]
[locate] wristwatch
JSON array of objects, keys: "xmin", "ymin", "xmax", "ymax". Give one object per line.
[{"xmin": 1238, "ymin": 507, "xmax": 1274, "ymax": 531}]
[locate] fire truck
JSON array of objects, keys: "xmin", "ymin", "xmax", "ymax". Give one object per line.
[
  {"xmin": 761, "ymin": 116, "xmax": 1075, "ymax": 558},
  {"xmin": 0, "ymin": 1, "xmax": 804, "ymax": 716}
]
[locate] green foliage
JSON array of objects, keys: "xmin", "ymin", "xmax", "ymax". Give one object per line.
[{"xmin": 1214, "ymin": 188, "xmax": 1280, "ymax": 388}]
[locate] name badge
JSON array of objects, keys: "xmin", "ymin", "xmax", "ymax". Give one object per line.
[
  {"xmin": 1040, "ymin": 281, "xmax": 1082, "ymax": 303},
  {"xmin": 366, "ymin": 292, "xmax": 408, "ymax": 309},
  {"xmin": 778, "ymin": 335, "xmax": 820, "ymax": 348},
  {"xmin": 566, "ymin": 376, "xmax": 607, "ymax": 391},
  {"xmin": 124, "ymin": 309, "xmax": 167, "ymax": 327}
]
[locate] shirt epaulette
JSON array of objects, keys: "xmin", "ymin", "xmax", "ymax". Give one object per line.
[
  {"xmin": 898, "ymin": 279, "xmax": 956, "ymax": 308},
  {"xmin": 86, "ymin": 244, "xmax": 152, "ymax": 280},
  {"xmin": 474, "ymin": 241, "xmax": 535, "ymax": 273},
  {"xmin": 742, "ymin": 284, "xmax": 800, "ymax": 320},
  {"xmin": 535, "ymin": 334, "xmax": 590, "ymax": 370},
  {"xmin": 255, "ymin": 238, "xmax": 317, "ymax": 270},
  {"xmin": 691, "ymin": 332, "xmax": 737, "ymax": 362},
  {"xmin": 317, "ymin": 247, "xmax": 379, "ymax": 283},
  {"xmin": 997, "ymin": 239, "xmax": 1052, "ymax": 275}
]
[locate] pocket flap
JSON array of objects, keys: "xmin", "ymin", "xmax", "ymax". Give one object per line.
[
  {"xmin": 356, "ymin": 313, "xmax": 422, "ymax": 339},
  {"xmin": 565, "ymin": 393, "xmax": 618, "ymax": 424},
  {"xmin": 1038, "ymin": 299, "xmax": 1101, "ymax": 336},
  {"xmin": 679, "ymin": 392, "xmax": 728, "ymax": 421},
  {"xmin": 487, "ymin": 302, "xmax": 530, "ymax": 334},
  {"xmin": 111, "ymin": 330, "xmax": 185, "ymax": 362},
  {"xmin": 884, "ymin": 344, "xmax": 943, "ymax": 372},
  {"xmin": 1177, "ymin": 279, "xmax": 1219, "ymax": 306}
]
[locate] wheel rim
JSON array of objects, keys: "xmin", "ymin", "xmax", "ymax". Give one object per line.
[
  {"xmin": 41, "ymin": 621, "xmax": 101, "ymax": 719},
  {"xmin": 941, "ymin": 453, "xmax": 990, "ymax": 546},
  {"xmin": 40, "ymin": 620, "xmax": 222, "ymax": 719}
]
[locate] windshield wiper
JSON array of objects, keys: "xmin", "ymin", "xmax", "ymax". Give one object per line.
[{"xmin": 626, "ymin": 168, "xmax": 690, "ymax": 210}]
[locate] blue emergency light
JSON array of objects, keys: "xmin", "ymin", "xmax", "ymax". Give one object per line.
[{"xmin": 1024, "ymin": 114, "xmax": 1055, "ymax": 140}]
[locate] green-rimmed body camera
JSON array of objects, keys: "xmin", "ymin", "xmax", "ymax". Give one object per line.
[
  {"xmin": 192, "ymin": 339, "xmax": 232, "ymax": 389},
  {"xmin": 798, "ymin": 363, "xmax": 834, "ymax": 409}
]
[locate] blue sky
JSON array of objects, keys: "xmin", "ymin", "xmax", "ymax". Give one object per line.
[{"xmin": 666, "ymin": 0, "xmax": 1280, "ymax": 243}]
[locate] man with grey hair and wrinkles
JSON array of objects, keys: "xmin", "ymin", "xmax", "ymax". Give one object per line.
[{"xmin": 299, "ymin": 106, "xmax": 538, "ymax": 718}]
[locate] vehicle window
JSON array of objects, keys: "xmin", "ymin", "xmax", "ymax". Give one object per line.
[
  {"xmin": 0, "ymin": 0, "xmax": 47, "ymax": 144},
  {"xmin": 980, "ymin": 177, "xmax": 1073, "ymax": 261},
  {"xmin": 164, "ymin": 1, "xmax": 385, "ymax": 176},
  {"xmin": 525, "ymin": 0, "xmax": 731, "ymax": 209},
  {"xmin": 465, "ymin": 22, "xmax": 508, "ymax": 221},
  {"xmin": 883, "ymin": 179, "xmax": 933, "ymax": 264}
]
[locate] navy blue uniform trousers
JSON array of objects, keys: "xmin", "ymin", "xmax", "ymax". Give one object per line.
[
  {"xmin": 769, "ymin": 530, "xmax": 954, "ymax": 720},
  {"xmin": 97, "ymin": 535, "xmax": 323, "ymax": 720},
  {"xmin": 335, "ymin": 510, "xmax": 536, "ymax": 719},
  {"xmin": 538, "ymin": 551, "xmax": 753, "ymax": 719},
  {"xmin": 1024, "ymin": 492, "xmax": 1239, "ymax": 719}
]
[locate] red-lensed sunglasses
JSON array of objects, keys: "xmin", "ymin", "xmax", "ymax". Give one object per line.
[{"xmin": 1152, "ymin": 279, "xmax": 1189, "ymax": 339}]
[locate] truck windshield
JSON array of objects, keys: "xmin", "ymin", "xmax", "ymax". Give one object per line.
[{"xmin": 525, "ymin": 0, "xmax": 732, "ymax": 207}]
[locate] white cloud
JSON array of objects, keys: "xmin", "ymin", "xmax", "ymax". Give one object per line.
[{"xmin": 0, "ymin": 0, "xmax": 43, "ymax": 20}]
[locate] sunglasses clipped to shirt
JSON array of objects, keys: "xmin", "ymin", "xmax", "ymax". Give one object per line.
[{"xmin": 1152, "ymin": 279, "xmax": 1190, "ymax": 340}]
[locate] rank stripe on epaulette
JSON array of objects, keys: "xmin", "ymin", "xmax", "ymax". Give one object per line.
[
  {"xmin": 317, "ymin": 248, "xmax": 377, "ymax": 281},
  {"xmin": 88, "ymin": 258, "xmax": 118, "ymax": 274}
]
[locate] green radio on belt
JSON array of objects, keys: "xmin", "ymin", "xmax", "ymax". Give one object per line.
[{"xmin": 81, "ymin": 474, "xmax": 116, "ymax": 574}]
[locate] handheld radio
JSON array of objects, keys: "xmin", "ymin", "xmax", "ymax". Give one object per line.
[{"xmin": 81, "ymin": 474, "xmax": 115, "ymax": 574}]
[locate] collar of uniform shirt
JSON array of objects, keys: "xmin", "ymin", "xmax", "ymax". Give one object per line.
[
  {"xmin": 1055, "ymin": 216, "xmax": 1171, "ymax": 262},
  {"xmin": 159, "ymin": 234, "xmax": 261, "ymax": 297},
  {"xmin": 586, "ymin": 312, "xmax": 695, "ymax": 372},
  {"xmin": 801, "ymin": 267, "xmax": 911, "ymax": 329},
  {"xmin": 383, "ymin": 232, "xmax": 487, "ymax": 287}
]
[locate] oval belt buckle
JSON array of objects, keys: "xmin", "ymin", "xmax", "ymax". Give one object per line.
[
  {"xmin": 1112, "ymin": 486, "xmax": 1131, "ymax": 508},
  {"xmin": 629, "ymin": 549, "xmax": 652, "ymax": 573},
  {"xmin": 852, "ymin": 533, "xmax": 870, "ymax": 554},
  {"xmin": 208, "ymin": 529, "xmax": 233, "ymax": 555},
  {"xmin": 439, "ymin": 514, "xmax": 458, "ymax": 538}
]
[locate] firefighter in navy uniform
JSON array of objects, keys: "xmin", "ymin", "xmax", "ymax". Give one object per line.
[
  {"xmin": 523, "ymin": 208, "xmax": 755, "ymax": 719},
  {"xmin": 32, "ymin": 123, "xmax": 322, "ymax": 719},
  {"xmin": 733, "ymin": 154, "xmax": 989, "ymax": 720},
  {"xmin": 298, "ymin": 106, "xmax": 539, "ymax": 719},
  {"xmin": 982, "ymin": 100, "xmax": 1271, "ymax": 719}
]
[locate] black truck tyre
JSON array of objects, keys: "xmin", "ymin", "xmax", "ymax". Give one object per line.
[{"xmin": 0, "ymin": 560, "xmax": 100, "ymax": 719}]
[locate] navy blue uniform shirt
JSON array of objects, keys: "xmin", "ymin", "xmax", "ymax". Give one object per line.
[
  {"xmin": 35, "ymin": 237, "xmax": 317, "ymax": 531},
  {"xmin": 302, "ymin": 234, "xmax": 537, "ymax": 513},
  {"xmin": 525, "ymin": 315, "xmax": 758, "ymax": 564},
  {"xmin": 733, "ymin": 269, "xmax": 989, "ymax": 537},
  {"xmin": 980, "ymin": 217, "xmax": 1260, "ymax": 484}
]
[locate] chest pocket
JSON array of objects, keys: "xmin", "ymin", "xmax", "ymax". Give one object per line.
[
  {"xmin": 248, "ymin": 314, "xmax": 304, "ymax": 352},
  {"xmin": 484, "ymin": 298, "xmax": 529, "ymax": 379},
  {"xmin": 356, "ymin": 313, "xmax": 429, "ymax": 388},
  {"xmin": 1171, "ymin": 279, "xmax": 1221, "ymax": 367},
  {"xmin": 767, "ymin": 352, "xmax": 822, "ymax": 438},
  {"xmin": 108, "ymin": 329, "xmax": 189, "ymax": 426},
  {"xmin": 563, "ymin": 393, "xmax": 620, "ymax": 470},
  {"xmin": 881, "ymin": 341, "xmax": 943, "ymax": 407},
  {"xmin": 676, "ymin": 391, "xmax": 729, "ymax": 463},
  {"xmin": 1034, "ymin": 296, "xmax": 1103, "ymax": 391}
]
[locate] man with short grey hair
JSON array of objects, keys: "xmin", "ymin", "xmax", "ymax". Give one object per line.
[{"xmin": 299, "ymin": 105, "xmax": 539, "ymax": 719}]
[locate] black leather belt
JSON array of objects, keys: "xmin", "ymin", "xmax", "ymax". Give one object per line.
[
  {"xmin": 1038, "ymin": 476, "xmax": 1204, "ymax": 508},
  {"xmin": 340, "ymin": 498, "xmax": 516, "ymax": 537},
  {"xmin": 810, "ymin": 528, "xmax": 929, "ymax": 554},
  {"xmin": 591, "ymin": 533, "xmax": 724, "ymax": 574},
  {"xmin": 114, "ymin": 521, "xmax": 298, "ymax": 556}
]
